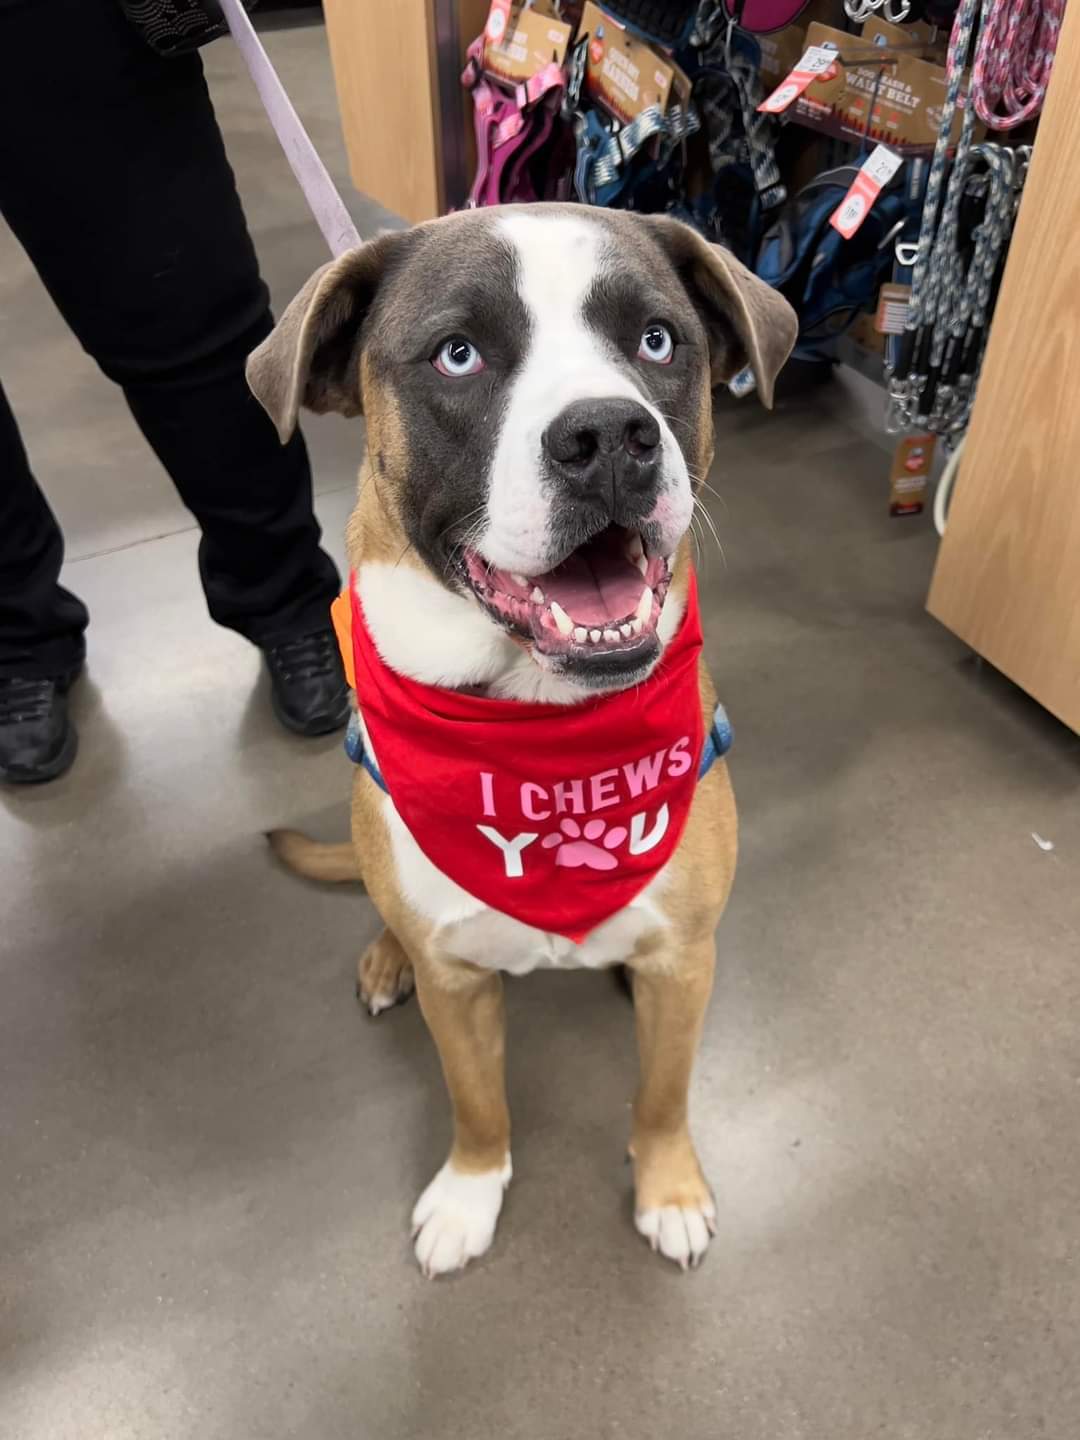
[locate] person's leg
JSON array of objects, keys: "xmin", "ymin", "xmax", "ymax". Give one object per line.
[
  {"xmin": 0, "ymin": 0, "xmax": 344, "ymax": 730},
  {"xmin": 0, "ymin": 382, "xmax": 85, "ymax": 780},
  {"xmin": 0, "ymin": 382, "xmax": 87, "ymax": 679}
]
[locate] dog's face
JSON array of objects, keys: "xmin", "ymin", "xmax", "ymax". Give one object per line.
[{"xmin": 249, "ymin": 205, "xmax": 796, "ymax": 689}]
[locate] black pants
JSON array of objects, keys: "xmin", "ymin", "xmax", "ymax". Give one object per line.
[{"xmin": 0, "ymin": 0, "xmax": 340, "ymax": 678}]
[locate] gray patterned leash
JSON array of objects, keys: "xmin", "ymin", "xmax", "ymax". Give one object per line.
[
  {"xmin": 698, "ymin": 46, "xmax": 785, "ymax": 210},
  {"xmin": 886, "ymin": 0, "xmax": 982, "ymax": 423},
  {"xmin": 891, "ymin": 142, "xmax": 1025, "ymax": 435},
  {"xmin": 920, "ymin": 143, "xmax": 1019, "ymax": 432}
]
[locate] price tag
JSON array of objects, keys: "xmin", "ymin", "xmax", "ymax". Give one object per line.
[
  {"xmin": 829, "ymin": 145, "xmax": 904, "ymax": 240},
  {"xmin": 728, "ymin": 365, "xmax": 757, "ymax": 399},
  {"xmin": 485, "ymin": 0, "xmax": 511, "ymax": 42},
  {"xmin": 757, "ymin": 44, "xmax": 839, "ymax": 114}
]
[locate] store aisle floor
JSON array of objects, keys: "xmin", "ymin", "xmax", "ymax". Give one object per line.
[{"xmin": 3, "ymin": 21, "xmax": 1079, "ymax": 1440}]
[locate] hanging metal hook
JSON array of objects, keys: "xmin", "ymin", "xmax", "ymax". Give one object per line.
[{"xmin": 845, "ymin": 0, "xmax": 883, "ymax": 22}]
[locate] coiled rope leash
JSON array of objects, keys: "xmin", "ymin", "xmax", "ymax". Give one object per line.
[
  {"xmin": 971, "ymin": 0, "xmax": 1066, "ymax": 130},
  {"xmin": 886, "ymin": 0, "xmax": 1061, "ymax": 436}
]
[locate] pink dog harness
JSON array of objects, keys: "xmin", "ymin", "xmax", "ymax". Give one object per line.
[{"xmin": 461, "ymin": 36, "xmax": 567, "ymax": 207}]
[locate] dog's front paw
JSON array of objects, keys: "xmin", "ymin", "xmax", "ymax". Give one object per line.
[
  {"xmin": 633, "ymin": 1140, "xmax": 716, "ymax": 1269},
  {"xmin": 635, "ymin": 1198, "xmax": 716, "ymax": 1269},
  {"xmin": 411, "ymin": 1156, "xmax": 512, "ymax": 1277}
]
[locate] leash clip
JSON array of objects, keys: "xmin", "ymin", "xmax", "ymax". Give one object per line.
[
  {"xmin": 884, "ymin": 387, "xmax": 909, "ymax": 435},
  {"xmin": 562, "ymin": 34, "xmax": 588, "ymax": 122},
  {"xmin": 877, "ymin": 218, "xmax": 906, "ymax": 253}
]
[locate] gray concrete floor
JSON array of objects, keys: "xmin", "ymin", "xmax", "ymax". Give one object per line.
[{"xmin": 3, "ymin": 20, "xmax": 1080, "ymax": 1440}]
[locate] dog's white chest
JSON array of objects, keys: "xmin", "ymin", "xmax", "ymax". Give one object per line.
[{"xmin": 381, "ymin": 798, "xmax": 667, "ymax": 973}]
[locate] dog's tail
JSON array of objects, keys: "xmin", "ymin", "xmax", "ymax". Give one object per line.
[{"xmin": 266, "ymin": 829, "xmax": 361, "ymax": 885}]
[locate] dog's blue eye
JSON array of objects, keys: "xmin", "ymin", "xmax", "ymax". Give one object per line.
[
  {"xmin": 434, "ymin": 337, "xmax": 485, "ymax": 377},
  {"xmin": 638, "ymin": 324, "xmax": 674, "ymax": 365}
]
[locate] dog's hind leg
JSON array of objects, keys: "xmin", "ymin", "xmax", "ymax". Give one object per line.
[
  {"xmin": 357, "ymin": 928, "xmax": 415, "ymax": 1017},
  {"xmin": 627, "ymin": 935, "xmax": 717, "ymax": 1270}
]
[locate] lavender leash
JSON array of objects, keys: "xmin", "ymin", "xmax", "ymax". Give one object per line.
[{"xmin": 216, "ymin": 0, "xmax": 361, "ymax": 257}]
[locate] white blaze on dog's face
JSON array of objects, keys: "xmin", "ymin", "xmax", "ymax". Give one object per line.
[
  {"xmin": 247, "ymin": 205, "xmax": 797, "ymax": 691},
  {"xmin": 473, "ymin": 213, "xmax": 691, "ymax": 681}
]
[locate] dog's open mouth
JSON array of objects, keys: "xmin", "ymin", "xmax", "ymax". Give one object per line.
[{"xmin": 463, "ymin": 526, "xmax": 671, "ymax": 662}]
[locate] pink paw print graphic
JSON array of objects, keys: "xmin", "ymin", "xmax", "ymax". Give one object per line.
[{"xmin": 542, "ymin": 817, "xmax": 628, "ymax": 871}]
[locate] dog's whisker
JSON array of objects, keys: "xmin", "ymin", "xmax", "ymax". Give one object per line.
[
  {"xmin": 657, "ymin": 408, "xmax": 693, "ymax": 436},
  {"xmin": 692, "ymin": 495, "xmax": 725, "ymax": 569},
  {"xmin": 438, "ymin": 504, "xmax": 487, "ymax": 544},
  {"xmin": 686, "ymin": 470, "xmax": 729, "ymax": 517},
  {"xmin": 689, "ymin": 473, "xmax": 726, "ymax": 506},
  {"xmin": 688, "ymin": 505, "xmax": 711, "ymax": 564},
  {"xmin": 443, "ymin": 509, "xmax": 488, "ymax": 578}
]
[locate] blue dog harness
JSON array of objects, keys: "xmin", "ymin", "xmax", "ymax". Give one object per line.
[{"xmin": 346, "ymin": 700, "xmax": 732, "ymax": 795}]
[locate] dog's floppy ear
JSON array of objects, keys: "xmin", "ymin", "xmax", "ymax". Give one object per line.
[
  {"xmin": 645, "ymin": 216, "xmax": 797, "ymax": 408},
  {"xmin": 246, "ymin": 234, "xmax": 400, "ymax": 442}
]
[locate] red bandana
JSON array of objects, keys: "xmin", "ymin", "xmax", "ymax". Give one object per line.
[{"xmin": 337, "ymin": 571, "xmax": 704, "ymax": 942}]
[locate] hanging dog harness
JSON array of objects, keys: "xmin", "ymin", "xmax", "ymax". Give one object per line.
[
  {"xmin": 332, "ymin": 572, "xmax": 731, "ymax": 943},
  {"xmin": 461, "ymin": 36, "xmax": 568, "ymax": 207}
]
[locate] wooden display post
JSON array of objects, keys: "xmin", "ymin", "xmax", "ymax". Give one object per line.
[
  {"xmin": 322, "ymin": 0, "xmax": 489, "ymax": 224},
  {"xmin": 927, "ymin": 0, "xmax": 1080, "ymax": 734}
]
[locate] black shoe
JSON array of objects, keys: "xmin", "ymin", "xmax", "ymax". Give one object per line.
[
  {"xmin": 0, "ymin": 668, "xmax": 80, "ymax": 784},
  {"xmin": 263, "ymin": 628, "xmax": 349, "ymax": 737}
]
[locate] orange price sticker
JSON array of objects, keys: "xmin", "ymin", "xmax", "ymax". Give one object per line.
[
  {"xmin": 486, "ymin": 0, "xmax": 512, "ymax": 42},
  {"xmin": 829, "ymin": 145, "xmax": 903, "ymax": 240},
  {"xmin": 757, "ymin": 44, "xmax": 839, "ymax": 114}
]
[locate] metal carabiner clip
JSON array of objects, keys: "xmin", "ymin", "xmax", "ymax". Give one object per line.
[
  {"xmin": 723, "ymin": 14, "xmax": 737, "ymax": 66},
  {"xmin": 884, "ymin": 386, "xmax": 909, "ymax": 435},
  {"xmin": 877, "ymin": 218, "xmax": 906, "ymax": 253}
]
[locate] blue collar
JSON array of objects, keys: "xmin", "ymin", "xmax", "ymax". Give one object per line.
[{"xmin": 346, "ymin": 702, "xmax": 732, "ymax": 795}]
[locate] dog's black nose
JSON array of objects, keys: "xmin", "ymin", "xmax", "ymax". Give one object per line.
[{"xmin": 542, "ymin": 399, "xmax": 660, "ymax": 506}]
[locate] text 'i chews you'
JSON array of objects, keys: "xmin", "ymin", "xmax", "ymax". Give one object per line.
[{"xmin": 476, "ymin": 738, "xmax": 694, "ymax": 877}]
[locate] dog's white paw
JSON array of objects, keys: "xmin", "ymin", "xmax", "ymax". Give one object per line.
[
  {"xmin": 411, "ymin": 1156, "xmax": 512, "ymax": 1277},
  {"xmin": 635, "ymin": 1199, "xmax": 716, "ymax": 1270}
]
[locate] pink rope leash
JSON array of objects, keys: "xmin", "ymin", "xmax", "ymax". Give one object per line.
[{"xmin": 971, "ymin": 0, "xmax": 1067, "ymax": 130}]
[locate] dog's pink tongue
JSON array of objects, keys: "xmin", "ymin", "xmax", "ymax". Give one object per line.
[{"xmin": 540, "ymin": 546, "xmax": 643, "ymax": 626}]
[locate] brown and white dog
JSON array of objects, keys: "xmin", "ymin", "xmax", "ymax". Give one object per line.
[{"xmin": 250, "ymin": 204, "xmax": 796, "ymax": 1276}]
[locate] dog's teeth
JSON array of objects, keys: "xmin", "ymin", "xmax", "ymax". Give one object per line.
[
  {"xmin": 574, "ymin": 626, "xmax": 588, "ymax": 643},
  {"xmin": 631, "ymin": 617, "xmax": 644, "ymax": 634},
  {"xmin": 627, "ymin": 532, "xmax": 644, "ymax": 560},
  {"xmin": 635, "ymin": 553, "xmax": 648, "ymax": 576},
  {"xmin": 635, "ymin": 587, "xmax": 653, "ymax": 624},
  {"xmin": 512, "ymin": 573, "xmax": 528, "ymax": 586},
  {"xmin": 603, "ymin": 629, "xmax": 619, "ymax": 643},
  {"xmin": 589, "ymin": 629, "xmax": 601, "ymax": 643},
  {"xmin": 530, "ymin": 587, "xmax": 545, "ymax": 604},
  {"xmin": 621, "ymin": 623, "xmax": 632, "ymax": 639},
  {"xmin": 550, "ymin": 601, "xmax": 574, "ymax": 637}
]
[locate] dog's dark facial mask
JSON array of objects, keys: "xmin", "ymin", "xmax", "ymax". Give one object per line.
[{"xmin": 248, "ymin": 205, "xmax": 796, "ymax": 689}]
